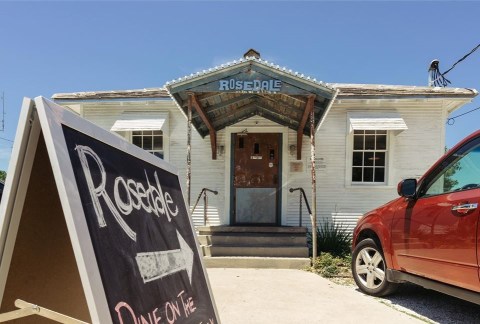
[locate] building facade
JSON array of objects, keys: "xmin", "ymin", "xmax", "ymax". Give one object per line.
[{"xmin": 53, "ymin": 51, "xmax": 477, "ymax": 232}]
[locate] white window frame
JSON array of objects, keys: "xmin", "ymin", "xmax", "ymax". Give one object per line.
[
  {"xmin": 131, "ymin": 130, "xmax": 165, "ymax": 159},
  {"xmin": 350, "ymin": 130, "xmax": 389, "ymax": 185},
  {"xmin": 345, "ymin": 112, "xmax": 403, "ymax": 188},
  {"xmin": 112, "ymin": 112, "xmax": 169, "ymax": 161}
]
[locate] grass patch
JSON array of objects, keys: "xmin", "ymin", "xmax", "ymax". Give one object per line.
[
  {"xmin": 305, "ymin": 222, "xmax": 354, "ymax": 285},
  {"xmin": 306, "ymin": 252, "xmax": 354, "ymax": 286}
]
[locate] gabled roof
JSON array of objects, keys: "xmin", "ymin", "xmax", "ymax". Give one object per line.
[
  {"xmin": 164, "ymin": 55, "xmax": 335, "ymax": 95},
  {"xmin": 164, "ymin": 55, "xmax": 337, "ymax": 138}
]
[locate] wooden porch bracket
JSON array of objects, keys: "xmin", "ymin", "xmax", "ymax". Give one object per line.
[
  {"xmin": 188, "ymin": 92, "xmax": 217, "ymax": 160},
  {"xmin": 297, "ymin": 94, "xmax": 316, "ymax": 160}
]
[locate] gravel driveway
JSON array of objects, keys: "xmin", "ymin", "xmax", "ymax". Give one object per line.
[{"xmin": 372, "ymin": 283, "xmax": 480, "ymax": 323}]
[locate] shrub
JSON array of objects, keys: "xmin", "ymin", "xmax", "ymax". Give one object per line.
[
  {"xmin": 307, "ymin": 222, "xmax": 352, "ymax": 257},
  {"xmin": 309, "ymin": 252, "xmax": 343, "ymax": 277}
]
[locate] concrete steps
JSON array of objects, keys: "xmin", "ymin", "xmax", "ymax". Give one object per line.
[
  {"xmin": 202, "ymin": 246, "xmax": 308, "ymax": 257},
  {"xmin": 197, "ymin": 233, "xmax": 307, "ymax": 247},
  {"xmin": 197, "ymin": 226, "xmax": 310, "ymax": 269},
  {"xmin": 203, "ymin": 256, "xmax": 310, "ymax": 269}
]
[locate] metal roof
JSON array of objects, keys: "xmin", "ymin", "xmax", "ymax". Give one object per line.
[
  {"xmin": 164, "ymin": 56, "xmax": 337, "ymax": 138},
  {"xmin": 333, "ymin": 83, "xmax": 477, "ymax": 98},
  {"xmin": 51, "ymin": 84, "xmax": 477, "ymax": 101},
  {"xmin": 52, "ymin": 88, "xmax": 170, "ymax": 100},
  {"xmin": 165, "ymin": 55, "xmax": 334, "ymax": 91},
  {"xmin": 51, "ymin": 56, "xmax": 477, "ymax": 141}
]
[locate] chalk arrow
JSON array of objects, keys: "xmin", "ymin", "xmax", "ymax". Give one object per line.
[{"xmin": 135, "ymin": 230, "xmax": 194, "ymax": 285}]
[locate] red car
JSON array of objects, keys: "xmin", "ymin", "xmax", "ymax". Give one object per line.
[{"xmin": 351, "ymin": 130, "xmax": 480, "ymax": 304}]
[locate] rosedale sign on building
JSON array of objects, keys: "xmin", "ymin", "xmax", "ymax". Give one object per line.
[{"xmin": 218, "ymin": 78, "xmax": 282, "ymax": 92}]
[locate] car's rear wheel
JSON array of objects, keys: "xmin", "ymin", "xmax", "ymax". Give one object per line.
[{"xmin": 352, "ymin": 238, "xmax": 398, "ymax": 296}]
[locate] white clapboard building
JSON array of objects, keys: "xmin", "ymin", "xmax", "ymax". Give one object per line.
[{"xmin": 53, "ymin": 49, "xmax": 477, "ymax": 267}]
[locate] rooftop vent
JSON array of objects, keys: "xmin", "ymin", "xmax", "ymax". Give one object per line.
[{"xmin": 243, "ymin": 48, "xmax": 260, "ymax": 59}]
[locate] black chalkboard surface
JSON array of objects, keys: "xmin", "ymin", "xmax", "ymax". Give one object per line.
[{"xmin": 62, "ymin": 125, "xmax": 217, "ymax": 324}]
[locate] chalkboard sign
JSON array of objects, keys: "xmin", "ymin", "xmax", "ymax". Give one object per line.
[{"xmin": 0, "ymin": 97, "xmax": 219, "ymax": 323}]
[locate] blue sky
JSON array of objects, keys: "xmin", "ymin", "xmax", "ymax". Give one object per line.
[{"xmin": 0, "ymin": 1, "xmax": 479, "ymax": 171}]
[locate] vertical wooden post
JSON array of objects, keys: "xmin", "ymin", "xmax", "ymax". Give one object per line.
[
  {"xmin": 297, "ymin": 95, "xmax": 316, "ymax": 160},
  {"xmin": 204, "ymin": 192, "xmax": 208, "ymax": 226},
  {"xmin": 187, "ymin": 97, "xmax": 192, "ymax": 208},
  {"xmin": 310, "ymin": 109, "xmax": 317, "ymax": 261},
  {"xmin": 299, "ymin": 193, "xmax": 303, "ymax": 227}
]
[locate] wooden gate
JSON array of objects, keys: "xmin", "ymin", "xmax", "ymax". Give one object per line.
[{"xmin": 232, "ymin": 133, "xmax": 281, "ymax": 225}]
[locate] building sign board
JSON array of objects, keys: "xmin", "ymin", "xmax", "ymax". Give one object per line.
[
  {"xmin": 218, "ymin": 78, "xmax": 282, "ymax": 92},
  {"xmin": 183, "ymin": 70, "xmax": 315, "ymax": 95},
  {"xmin": 0, "ymin": 97, "xmax": 219, "ymax": 323}
]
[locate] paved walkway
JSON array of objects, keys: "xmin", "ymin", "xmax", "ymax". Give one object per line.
[{"xmin": 207, "ymin": 268, "xmax": 422, "ymax": 324}]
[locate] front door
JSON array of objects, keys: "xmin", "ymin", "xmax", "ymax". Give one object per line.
[{"xmin": 232, "ymin": 133, "xmax": 281, "ymax": 225}]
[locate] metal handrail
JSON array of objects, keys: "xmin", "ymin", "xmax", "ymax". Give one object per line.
[
  {"xmin": 191, "ymin": 188, "xmax": 218, "ymax": 226},
  {"xmin": 289, "ymin": 187, "xmax": 312, "ymax": 227}
]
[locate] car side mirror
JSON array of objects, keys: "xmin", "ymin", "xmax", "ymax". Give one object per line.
[{"xmin": 398, "ymin": 179, "xmax": 417, "ymax": 199}]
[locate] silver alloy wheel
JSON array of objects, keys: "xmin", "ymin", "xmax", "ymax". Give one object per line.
[{"xmin": 354, "ymin": 246, "xmax": 386, "ymax": 289}]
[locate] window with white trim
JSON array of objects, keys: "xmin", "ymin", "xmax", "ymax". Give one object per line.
[
  {"xmin": 110, "ymin": 112, "xmax": 169, "ymax": 160},
  {"xmin": 132, "ymin": 130, "xmax": 164, "ymax": 159},
  {"xmin": 352, "ymin": 130, "xmax": 388, "ymax": 183}
]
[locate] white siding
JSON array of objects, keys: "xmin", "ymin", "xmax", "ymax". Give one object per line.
[
  {"xmin": 81, "ymin": 100, "xmax": 225, "ymax": 227},
  {"xmin": 285, "ymin": 99, "xmax": 447, "ymax": 228},
  {"xmin": 78, "ymin": 98, "xmax": 449, "ymax": 230}
]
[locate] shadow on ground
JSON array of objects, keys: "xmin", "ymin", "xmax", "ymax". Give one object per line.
[{"xmin": 371, "ymin": 284, "xmax": 480, "ymax": 324}]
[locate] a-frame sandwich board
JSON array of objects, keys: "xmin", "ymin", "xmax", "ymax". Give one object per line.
[{"xmin": 0, "ymin": 97, "xmax": 219, "ymax": 323}]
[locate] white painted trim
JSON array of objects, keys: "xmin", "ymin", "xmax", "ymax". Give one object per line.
[
  {"xmin": 441, "ymin": 99, "xmax": 447, "ymax": 154},
  {"xmin": 316, "ymin": 89, "xmax": 339, "ymax": 132},
  {"xmin": 110, "ymin": 116, "xmax": 167, "ymax": 132},
  {"xmin": 345, "ymin": 113, "xmax": 395, "ymax": 187},
  {"xmin": 348, "ymin": 114, "xmax": 408, "ymax": 132},
  {"xmin": 224, "ymin": 126, "xmax": 289, "ymax": 226},
  {"xmin": 0, "ymin": 99, "xmax": 40, "ymax": 306}
]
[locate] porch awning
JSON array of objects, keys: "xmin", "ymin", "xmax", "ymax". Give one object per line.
[
  {"xmin": 349, "ymin": 113, "xmax": 408, "ymax": 132},
  {"xmin": 111, "ymin": 113, "xmax": 168, "ymax": 131},
  {"xmin": 164, "ymin": 53, "xmax": 338, "ymax": 160},
  {"xmin": 164, "ymin": 56, "xmax": 337, "ymax": 138}
]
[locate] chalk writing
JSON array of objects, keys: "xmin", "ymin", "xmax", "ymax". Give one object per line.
[
  {"xmin": 115, "ymin": 291, "xmax": 202, "ymax": 324},
  {"xmin": 75, "ymin": 145, "xmax": 179, "ymax": 241},
  {"xmin": 62, "ymin": 125, "xmax": 218, "ymax": 324}
]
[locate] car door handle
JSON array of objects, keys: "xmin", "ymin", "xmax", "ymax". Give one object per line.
[{"xmin": 452, "ymin": 203, "xmax": 478, "ymax": 214}]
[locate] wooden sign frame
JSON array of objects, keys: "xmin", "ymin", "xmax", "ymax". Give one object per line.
[{"xmin": 0, "ymin": 97, "xmax": 219, "ymax": 323}]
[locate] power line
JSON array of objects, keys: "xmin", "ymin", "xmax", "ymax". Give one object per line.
[
  {"xmin": 447, "ymin": 105, "xmax": 480, "ymax": 125},
  {"xmin": 443, "ymin": 43, "xmax": 480, "ymax": 76},
  {"xmin": 429, "ymin": 43, "xmax": 480, "ymax": 87}
]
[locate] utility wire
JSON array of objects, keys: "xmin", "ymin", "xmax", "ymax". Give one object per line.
[
  {"xmin": 0, "ymin": 137, "xmax": 12, "ymax": 143},
  {"xmin": 443, "ymin": 43, "xmax": 480, "ymax": 76},
  {"xmin": 430, "ymin": 43, "xmax": 480, "ymax": 87},
  {"xmin": 447, "ymin": 105, "xmax": 480, "ymax": 125}
]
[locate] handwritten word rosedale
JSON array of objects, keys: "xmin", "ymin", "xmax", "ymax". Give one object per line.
[
  {"xmin": 75, "ymin": 146, "xmax": 215, "ymax": 324},
  {"xmin": 76, "ymin": 145, "xmax": 179, "ymax": 242}
]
